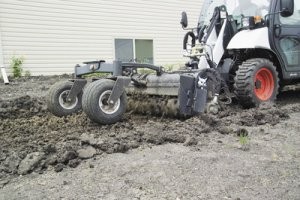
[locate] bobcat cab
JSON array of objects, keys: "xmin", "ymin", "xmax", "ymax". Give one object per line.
[{"xmin": 182, "ymin": 0, "xmax": 300, "ymax": 107}]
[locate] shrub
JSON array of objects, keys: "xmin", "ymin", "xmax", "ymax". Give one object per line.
[{"xmin": 10, "ymin": 56, "xmax": 24, "ymax": 78}]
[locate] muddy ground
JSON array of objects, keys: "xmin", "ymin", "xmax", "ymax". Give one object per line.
[{"xmin": 0, "ymin": 76, "xmax": 299, "ymax": 199}]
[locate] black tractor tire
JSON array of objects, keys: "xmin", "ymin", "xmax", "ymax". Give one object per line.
[
  {"xmin": 82, "ymin": 79, "xmax": 127, "ymax": 125},
  {"xmin": 47, "ymin": 81, "xmax": 82, "ymax": 116},
  {"xmin": 234, "ymin": 58, "xmax": 279, "ymax": 108}
]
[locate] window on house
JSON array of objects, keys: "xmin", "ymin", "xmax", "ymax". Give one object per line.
[
  {"xmin": 115, "ymin": 39, "xmax": 153, "ymax": 64},
  {"xmin": 115, "ymin": 39, "xmax": 134, "ymax": 62}
]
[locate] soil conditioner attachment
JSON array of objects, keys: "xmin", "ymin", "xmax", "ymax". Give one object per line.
[
  {"xmin": 47, "ymin": 0, "xmax": 300, "ymax": 124},
  {"xmin": 47, "ymin": 60, "xmax": 216, "ymax": 124}
]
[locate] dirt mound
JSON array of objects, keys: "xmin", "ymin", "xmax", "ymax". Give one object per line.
[
  {"xmin": 0, "ymin": 77, "xmax": 299, "ymax": 183},
  {"xmin": 0, "ymin": 97, "xmax": 294, "ymax": 181},
  {"xmin": 0, "ymin": 96, "xmax": 46, "ymax": 119},
  {"xmin": 216, "ymin": 103, "xmax": 289, "ymax": 127}
]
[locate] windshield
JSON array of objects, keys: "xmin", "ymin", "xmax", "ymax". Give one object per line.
[{"xmin": 199, "ymin": 0, "xmax": 271, "ymax": 26}]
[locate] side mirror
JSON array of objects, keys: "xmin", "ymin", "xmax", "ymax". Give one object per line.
[
  {"xmin": 181, "ymin": 11, "xmax": 188, "ymax": 28},
  {"xmin": 280, "ymin": 0, "xmax": 294, "ymax": 17}
]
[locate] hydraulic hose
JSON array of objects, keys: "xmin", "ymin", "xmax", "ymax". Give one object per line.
[{"xmin": 183, "ymin": 31, "xmax": 196, "ymax": 50}]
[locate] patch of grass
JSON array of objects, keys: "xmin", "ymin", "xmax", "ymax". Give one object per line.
[
  {"xmin": 164, "ymin": 64, "xmax": 175, "ymax": 72},
  {"xmin": 163, "ymin": 63, "xmax": 184, "ymax": 72},
  {"xmin": 137, "ymin": 68, "xmax": 155, "ymax": 74},
  {"xmin": 239, "ymin": 135, "xmax": 249, "ymax": 146},
  {"xmin": 82, "ymin": 72, "xmax": 111, "ymax": 78},
  {"xmin": 24, "ymin": 70, "xmax": 31, "ymax": 77},
  {"xmin": 236, "ymin": 128, "xmax": 250, "ymax": 151}
]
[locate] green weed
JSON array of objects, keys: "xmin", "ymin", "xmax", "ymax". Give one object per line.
[{"xmin": 10, "ymin": 56, "xmax": 24, "ymax": 78}]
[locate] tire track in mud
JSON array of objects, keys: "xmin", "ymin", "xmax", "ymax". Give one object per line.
[{"xmin": 0, "ymin": 81, "xmax": 299, "ymax": 184}]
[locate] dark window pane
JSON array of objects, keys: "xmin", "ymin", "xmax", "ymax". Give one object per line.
[
  {"xmin": 280, "ymin": 37, "xmax": 300, "ymax": 67},
  {"xmin": 115, "ymin": 39, "xmax": 133, "ymax": 62}
]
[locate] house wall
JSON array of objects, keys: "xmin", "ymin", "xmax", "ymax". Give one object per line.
[
  {"xmin": 0, "ymin": 0, "xmax": 203, "ymax": 75},
  {"xmin": 0, "ymin": 25, "xmax": 4, "ymax": 68}
]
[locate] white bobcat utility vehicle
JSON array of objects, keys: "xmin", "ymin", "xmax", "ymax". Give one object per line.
[
  {"xmin": 181, "ymin": 0, "xmax": 299, "ymax": 107},
  {"xmin": 47, "ymin": 0, "xmax": 300, "ymax": 124}
]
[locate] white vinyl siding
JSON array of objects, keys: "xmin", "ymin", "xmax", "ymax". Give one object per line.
[{"xmin": 0, "ymin": 0, "xmax": 203, "ymax": 75}]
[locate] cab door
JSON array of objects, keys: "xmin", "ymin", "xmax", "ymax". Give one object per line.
[{"xmin": 270, "ymin": 0, "xmax": 300, "ymax": 80}]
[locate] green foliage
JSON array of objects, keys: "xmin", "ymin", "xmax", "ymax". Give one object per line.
[
  {"xmin": 164, "ymin": 64, "xmax": 175, "ymax": 72},
  {"xmin": 237, "ymin": 128, "xmax": 250, "ymax": 150},
  {"xmin": 239, "ymin": 135, "xmax": 249, "ymax": 146},
  {"xmin": 163, "ymin": 63, "xmax": 185, "ymax": 72},
  {"xmin": 137, "ymin": 68, "xmax": 155, "ymax": 74},
  {"xmin": 24, "ymin": 70, "xmax": 31, "ymax": 77},
  {"xmin": 82, "ymin": 72, "xmax": 111, "ymax": 78},
  {"xmin": 10, "ymin": 56, "xmax": 24, "ymax": 78}
]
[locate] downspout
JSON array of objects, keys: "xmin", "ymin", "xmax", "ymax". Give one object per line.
[{"xmin": 0, "ymin": 19, "xmax": 9, "ymax": 84}]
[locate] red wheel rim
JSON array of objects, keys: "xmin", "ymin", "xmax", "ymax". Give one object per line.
[{"xmin": 254, "ymin": 68, "xmax": 274, "ymax": 101}]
